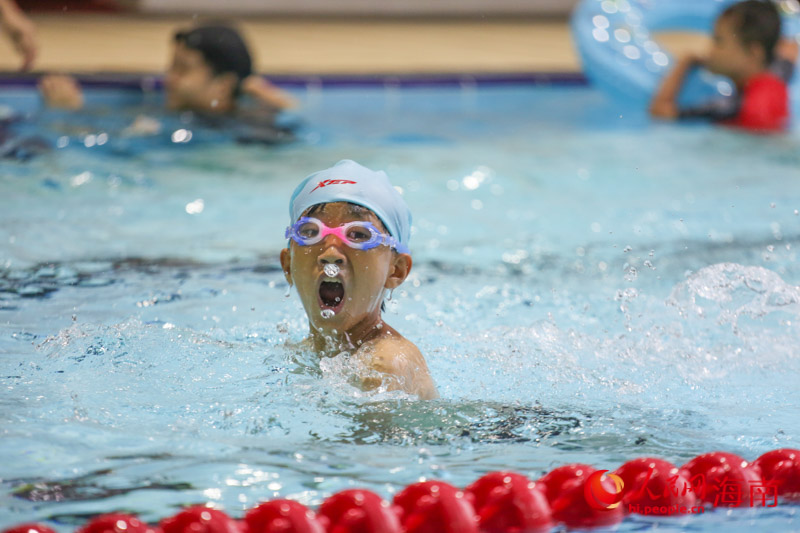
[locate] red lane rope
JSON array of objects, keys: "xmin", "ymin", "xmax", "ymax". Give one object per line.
[{"xmin": 4, "ymin": 448, "xmax": 799, "ymax": 533}]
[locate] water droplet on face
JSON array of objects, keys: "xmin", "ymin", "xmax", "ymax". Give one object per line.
[
  {"xmin": 321, "ymin": 309, "xmax": 335, "ymax": 319},
  {"xmin": 323, "ymin": 264, "xmax": 340, "ymax": 277},
  {"xmin": 334, "ymin": 297, "xmax": 341, "ymax": 302},
  {"xmin": 375, "ymin": 323, "xmax": 383, "ymax": 329}
]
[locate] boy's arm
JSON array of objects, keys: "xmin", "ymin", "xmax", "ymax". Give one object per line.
[
  {"xmin": 365, "ymin": 339, "xmax": 438, "ymax": 400},
  {"xmin": 650, "ymin": 54, "xmax": 701, "ymax": 120}
]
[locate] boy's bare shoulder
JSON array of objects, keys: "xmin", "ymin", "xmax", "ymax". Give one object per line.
[
  {"xmin": 360, "ymin": 330, "xmax": 438, "ymax": 399},
  {"xmin": 368, "ymin": 334, "xmax": 423, "ymax": 371}
]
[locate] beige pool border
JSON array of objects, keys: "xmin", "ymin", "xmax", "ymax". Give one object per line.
[
  {"xmin": 0, "ymin": 15, "xmax": 584, "ymax": 75},
  {"xmin": 0, "ymin": 13, "xmax": 709, "ymax": 81}
]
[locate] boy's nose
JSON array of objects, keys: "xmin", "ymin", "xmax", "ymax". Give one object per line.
[{"xmin": 318, "ymin": 242, "xmax": 347, "ymax": 266}]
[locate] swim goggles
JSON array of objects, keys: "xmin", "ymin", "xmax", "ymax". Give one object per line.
[{"xmin": 285, "ymin": 217, "xmax": 409, "ymax": 254}]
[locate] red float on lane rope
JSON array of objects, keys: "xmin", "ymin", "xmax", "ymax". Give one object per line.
[
  {"xmin": 245, "ymin": 500, "xmax": 324, "ymax": 533},
  {"xmin": 465, "ymin": 471, "xmax": 552, "ymax": 533},
  {"xmin": 613, "ymin": 457, "xmax": 697, "ymax": 514},
  {"xmin": 77, "ymin": 514, "xmax": 159, "ymax": 533},
  {"xmin": 393, "ymin": 481, "xmax": 479, "ymax": 533},
  {"xmin": 679, "ymin": 452, "xmax": 762, "ymax": 508},
  {"xmin": 753, "ymin": 449, "xmax": 800, "ymax": 501},
  {"xmin": 316, "ymin": 489, "xmax": 402, "ymax": 533},
  {"xmin": 536, "ymin": 464, "xmax": 624, "ymax": 529},
  {"xmin": 159, "ymin": 507, "xmax": 243, "ymax": 533}
]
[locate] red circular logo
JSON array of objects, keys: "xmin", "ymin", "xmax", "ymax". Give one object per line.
[{"xmin": 584, "ymin": 470, "xmax": 625, "ymax": 510}]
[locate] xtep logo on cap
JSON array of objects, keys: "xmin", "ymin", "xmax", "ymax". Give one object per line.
[
  {"xmin": 584, "ymin": 470, "xmax": 625, "ymax": 510},
  {"xmin": 310, "ymin": 179, "xmax": 357, "ymax": 193}
]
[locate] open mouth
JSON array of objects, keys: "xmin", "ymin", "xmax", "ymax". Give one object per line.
[{"xmin": 318, "ymin": 279, "xmax": 345, "ymax": 313}]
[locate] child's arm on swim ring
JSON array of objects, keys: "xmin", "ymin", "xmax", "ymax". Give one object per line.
[{"xmin": 650, "ymin": 53, "xmax": 701, "ymax": 120}]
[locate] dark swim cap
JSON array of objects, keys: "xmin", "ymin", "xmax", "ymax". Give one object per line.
[{"xmin": 174, "ymin": 24, "xmax": 253, "ymax": 82}]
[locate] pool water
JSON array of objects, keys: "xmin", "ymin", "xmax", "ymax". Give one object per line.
[{"xmin": 1, "ymin": 82, "xmax": 800, "ymax": 532}]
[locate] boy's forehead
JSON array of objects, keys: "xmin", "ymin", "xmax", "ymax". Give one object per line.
[
  {"xmin": 173, "ymin": 43, "xmax": 206, "ymax": 66},
  {"xmin": 302, "ymin": 202, "xmax": 386, "ymax": 227},
  {"xmin": 715, "ymin": 14, "xmax": 732, "ymax": 31},
  {"xmin": 712, "ymin": 17, "xmax": 738, "ymax": 44},
  {"xmin": 304, "ymin": 201, "xmax": 370, "ymax": 216}
]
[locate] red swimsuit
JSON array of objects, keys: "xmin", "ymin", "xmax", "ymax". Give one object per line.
[{"xmin": 723, "ymin": 71, "xmax": 789, "ymax": 133}]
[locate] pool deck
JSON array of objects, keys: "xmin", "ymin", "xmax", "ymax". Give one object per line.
[
  {"xmin": 0, "ymin": 15, "xmax": 583, "ymax": 75},
  {"xmin": 0, "ymin": 15, "xmax": 706, "ymax": 78}
]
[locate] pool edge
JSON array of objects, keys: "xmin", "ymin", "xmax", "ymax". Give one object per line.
[{"xmin": 0, "ymin": 71, "xmax": 588, "ymax": 90}]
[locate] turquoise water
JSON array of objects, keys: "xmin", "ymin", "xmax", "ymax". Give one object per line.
[{"xmin": 1, "ymin": 84, "xmax": 800, "ymax": 531}]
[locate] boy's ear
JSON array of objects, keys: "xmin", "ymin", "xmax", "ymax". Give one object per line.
[
  {"xmin": 212, "ymin": 72, "xmax": 238, "ymax": 99},
  {"xmin": 384, "ymin": 253, "xmax": 412, "ymax": 290},
  {"xmin": 280, "ymin": 248, "xmax": 292, "ymax": 285},
  {"xmin": 747, "ymin": 41, "xmax": 767, "ymax": 66}
]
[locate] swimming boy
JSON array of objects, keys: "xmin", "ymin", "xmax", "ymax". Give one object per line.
[
  {"xmin": 280, "ymin": 160, "xmax": 438, "ymax": 400},
  {"xmin": 650, "ymin": 0, "xmax": 798, "ymax": 132},
  {"xmin": 39, "ymin": 22, "xmax": 294, "ymax": 114}
]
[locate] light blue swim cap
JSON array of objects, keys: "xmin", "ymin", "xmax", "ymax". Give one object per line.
[{"xmin": 289, "ymin": 160, "xmax": 412, "ymax": 249}]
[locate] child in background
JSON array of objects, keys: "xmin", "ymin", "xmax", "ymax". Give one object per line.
[
  {"xmin": 166, "ymin": 23, "xmax": 294, "ymax": 113},
  {"xmin": 650, "ymin": 0, "xmax": 798, "ymax": 132},
  {"xmin": 39, "ymin": 22, "xmax": 295, "ymax": 135},
  {"xmin": 280, "ymin": 160, "xmax": 438, "ymax": 400}
]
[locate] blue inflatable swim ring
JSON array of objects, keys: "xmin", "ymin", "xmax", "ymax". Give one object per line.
[{"xmin": 571, "ymin": 0, "xmax": 800, "ymax": 116}]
